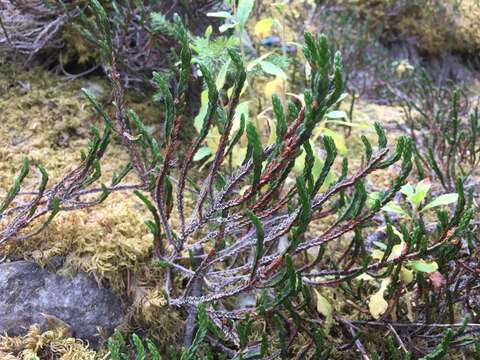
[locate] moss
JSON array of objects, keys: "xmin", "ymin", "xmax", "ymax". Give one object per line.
[
  {"xmin": 125, "ymin": 287, "xmax": 183, "ymax": 350},
  {"xmin": 5, "ymin": 193, "xmax": 153, "ymax": 292},
  {"xmin": 0, "ymin": 66, "xmax": 185, "ymax": 355},
  {"xmin": 61, "ymin": 25, "xmax": 100, "ymax": 66},
  {"xmin": 0, "ymin": 324, "xmax": 97, "ymax": 360},
  {"xmin": 340, "ymin": 0, "xmax": 480, "ymax": 55}
]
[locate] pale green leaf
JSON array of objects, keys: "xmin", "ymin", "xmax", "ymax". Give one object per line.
[
  {"xmin": 400, "ymin": 183, "xmax": 415, "ymax": 198},
  {"xmin": 314, "ymin": 289, "xmax": 333, "ymax": 333},
  {"xmin": 246, "ymin": 52, "xmax": 272, "ymax": 71},
  {"xmin": 237, "ymin": 0, "xmax": 255, "ymax": 31},
  {"xmin": 233, "ymin": 101, "xmax": 250, "ymax": 132},
  {"xmin": 325, "ymin": 110, "xmax": 347, "ymax": 119},
  {"xmin": 194, "ymin": 90, "xmax": 209, "ymax": 133},
  {"xmin": 259, "ymin": 61, "xmax": 287, "ymax": 80},
  {"xmin": 193, "ymin": 146, "xmax": 212, "ymax": 162},
  {"xmin": 421, "ymin": 193, "xmax": 458, "ymax": 212},
  {"xmin": 367, "ymin": 191, "xmax": 382, "ymax": 208},
  {"xmin": 409, "ymin": 178, "xmax": 431, "ymax": 207},
  {"xmin": 324, "ymin": 120, "xmax": 370, "ymax": 129},
  {"xmin": 219, "ymin": 22, "xmax": 237, "ymax": 33},
  {"xmin": 410, "ymin": 260, "xmax": 438, "ymax": 273},
  {"xmin": 207, "ymin": 11, "xmax": 233, "ymax": 19},
  {"xmin": 382, "ymin": 202, "xmax": 408, "ymax": 216}
]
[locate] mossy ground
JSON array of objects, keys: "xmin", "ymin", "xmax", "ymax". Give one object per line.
[
  {"xmin": 0, "ymin": 65, "xmax": 184, "ymax": 357},
  {"xmin": 340, "ymin": 0, "xmax": 480, "ymax": 55}
]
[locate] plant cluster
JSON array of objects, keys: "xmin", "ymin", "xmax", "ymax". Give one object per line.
[
  {"xmin": 1, "ymin": 1, "xmax": 479, "ymax": 359},
  {"xmin": 401, "ymin": 72, "xmax": 480, "ymax": 193}
]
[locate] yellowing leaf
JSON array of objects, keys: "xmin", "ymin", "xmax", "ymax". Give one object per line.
[
  {"xmin": 231, "ymin": 147, "xmax": 247, "ymax": 168},
  {"xmin": 387, "ymin": 241, "xmax": 407, "ymax": 261},
  {"xmin": 371, "ymin": 249, "xmax": 384, "ymax": 260},
  {"xmin": 264, "ymin": 77, "xmax": 284, "ymax": 99},
  {"xmin": 286, "ymin": 92, "xmax": 305, "ymax": 106},
  {"xmin": 204, "ymin": 25, "xmax": 213, "ymax": 39},
  {"xmin": 369, "ymin": 278, "xmax": 390, "ymax": 319},
  {"xmin": 405, "ymin": 291, "xmax": 415, "ymax": 322},
  {"xmin": 254, "ymin": 18, "xmax": 274, "ymax": 38},
  {"xmin": 400, "ymin": 267, "xmax": 413, "ymax": 285},
  {"xmin": 314, "ymin": 289, "xmax": 333, "ymax": 333},
  {"xmin": 356, "ymin": 273, "xmax": 374, "ymax": 282},
  {"xmin": 206, "ymin": 127, "xmax": 221, "ymax": 154}
]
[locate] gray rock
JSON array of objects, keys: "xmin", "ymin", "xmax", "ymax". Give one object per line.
[{"xmin": 0, "ymin": 261, "xmax": 124, "ymax": 347}]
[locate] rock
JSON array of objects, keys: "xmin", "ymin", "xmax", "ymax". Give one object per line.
[{"xmin": 0, "ymin": 261, "xmax": 124, "ymax": 347}]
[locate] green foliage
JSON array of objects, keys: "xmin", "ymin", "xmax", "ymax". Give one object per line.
[
  {"xmin": 3, "ymin": 1, "xmax": 479, "ymax": 359},
  {"xmin": 108, "ymin": 330, "xmax": 162, "ymax": 360},
  {"xmin": 0, "ymin": 158, "xmax": 29, "ymax": 213},
  {"xmin": 181, "ymin": 304, "xmax": 208, "ymax": 360}
]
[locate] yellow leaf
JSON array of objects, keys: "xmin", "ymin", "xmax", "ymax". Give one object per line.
[
  {"xmin": 400, "ymin": 267, "xmax": 413, "ymax": 285},
  {"xmin": 206, "ymin": 127, "xmax": 221, "ymax": 153},
  {"xmin": 371, "ymin": 249, "xmax": 384, "ymax": 260},
  {"xmin": 264, "ymin": 77, "xmax": 284, "ymax": 99},
  {"xmin": 231, "ymin": 147, "xmax": 247, "ymax": 168},
  {"xmin": 368, "ymin": 278, "xmax": 390, "ymax": 319},
  {"xmin": 356, "ymin": 273, "xmax": 374, "ymax": 282},
  {"xmin": 313, "ymin": 289, "xmax": 333, "ymax": 334},
  {"xmin": 387, "ymin": 241, "xmax": 407, "ymax": 261},
  {"xmin": 254, "ymin": 18, "xmax": 274, "ymax": 38}
]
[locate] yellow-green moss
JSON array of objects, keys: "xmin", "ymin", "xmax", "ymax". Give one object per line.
[
  {"xmin": 0, "ymin": 324, "xmax": 97, "ymax": 360},
  {"xmin": 341, "ymin": 0, "xmax": 480, "ymax": 55},
  {"xmin": 0, "ymin": 66, "xmax": 185, "ymax": 356}
]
